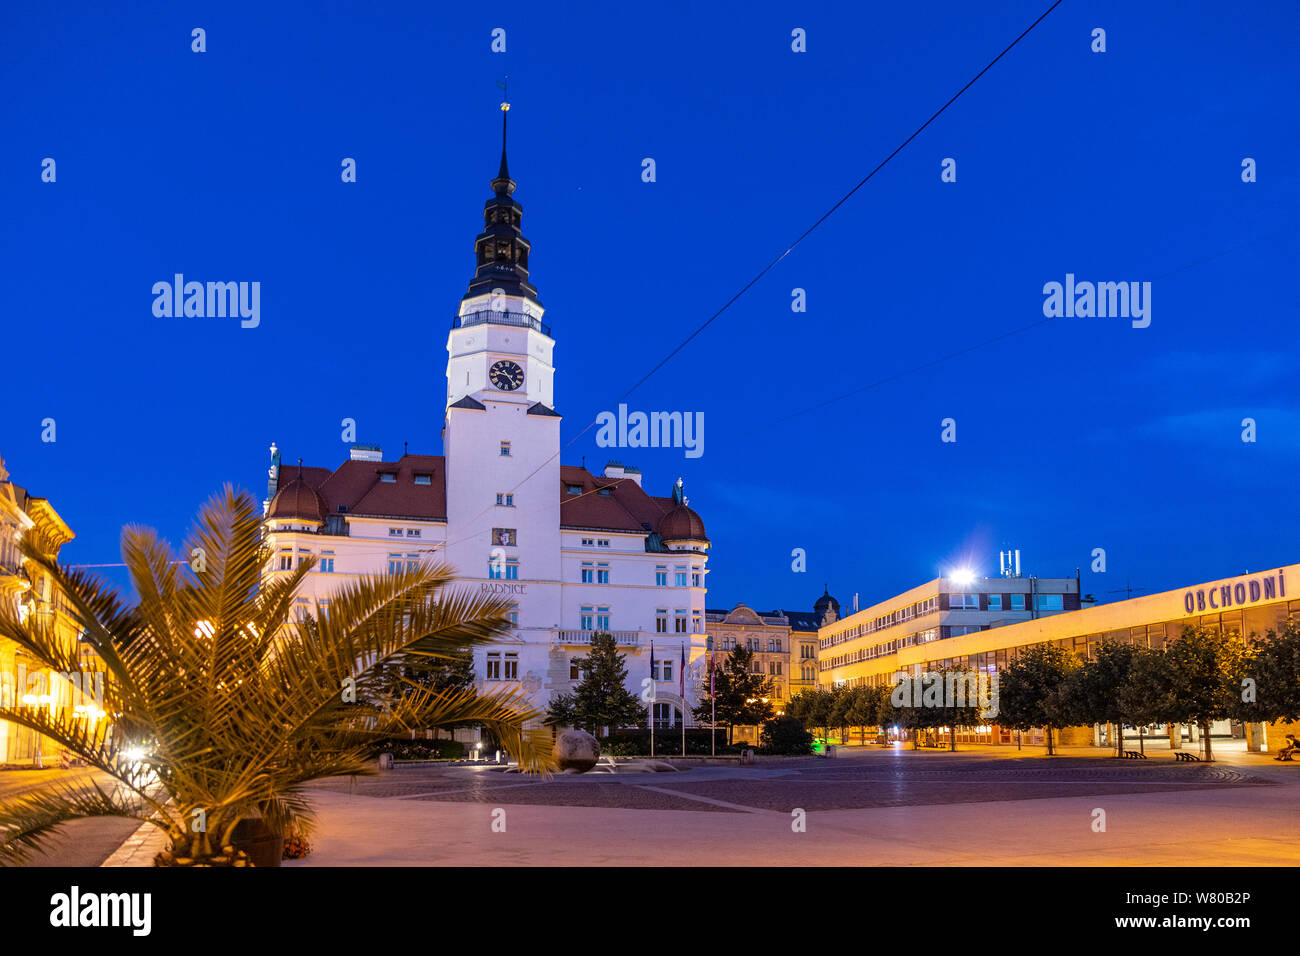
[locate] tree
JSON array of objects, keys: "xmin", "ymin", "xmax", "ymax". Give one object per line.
[
  {"xmin": 695, "ymin": 646, "xmax": 774, "ymax": 744},
  {"xmin": 0, "ymin": 487, "xmax": 553, "ymax": 866},
  {"xmin": 1067, "ymin": 641, "xmax": 1141, "ymax": 755},
  {"xmin": 846, "ymin": 685, "xmax": 884, "ymax": 744},
  {"xmin": 1162, "ymin": 625, "xmax": 1251, "ymax": 762},
  {"xmin": 996, "ymin": 644, "xmax": 1079, "ymax": 755},
  {"xmin": 786, "ymin": 686, "xmax": 833, "ymax": 746},
  {"xmin": 1116, "ymin": 646, "xmax": 1174, "ymax": 755},
  {"xmin": 1239, "ymin": 621, "xmax": 1300, "ymax": 727},
  {"xmin": 545, "ymin": 632, "xmax": 644, "ymax": 736}
]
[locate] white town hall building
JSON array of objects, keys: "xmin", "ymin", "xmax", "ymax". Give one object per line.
[{"xmin": 261, "ymin": 102, "xmax": 710, "ymax": 733}]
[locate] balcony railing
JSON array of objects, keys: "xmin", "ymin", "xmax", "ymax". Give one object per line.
[
  {"xmin": 555, "ymin": 630, "xmax": 641, "ymax": 647},
  {"xmin": 453, "ymin": 310, "xmax": 550, "ymax": 337}
]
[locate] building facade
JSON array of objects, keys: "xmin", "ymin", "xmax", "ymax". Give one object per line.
[
  {"xmin": 818, "ymin": 572, "xmax": 1081, "ymax": 690},
  {"xmin": 260, "ymin": 105, "xmax": 710, "ymax": 732},
  {"xmin": 0, "ymin": 457, "xmax": 99, "ymax": 765},
  {"xmin": 816, "ymin": 562, "xmax": 1299, "ymax": 750}
]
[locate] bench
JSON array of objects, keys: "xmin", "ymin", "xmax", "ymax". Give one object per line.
[
  {"xmin": 1174, "ymin": 751, "xmax": 1200, "ymax": 762},
  {"xmin": 1121, "ymin": 750, "xmax": 1147, "ymax": 759}
]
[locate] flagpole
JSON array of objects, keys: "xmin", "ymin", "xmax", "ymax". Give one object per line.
[
  {"xmin": 649, "ymin": 641, "xmax": 655, "ymax": 758},
  {"xmin": 680, "ymin": 643, "xmax": 686, "ymax": 757},
  {"xmin": 710, "ymin": 651, "xmax": 716, "ymax": 757}
]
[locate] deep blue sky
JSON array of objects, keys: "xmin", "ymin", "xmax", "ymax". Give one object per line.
[{"xmin": 2, "ymin": 1, "xmax": 1297, "ymax": 612}]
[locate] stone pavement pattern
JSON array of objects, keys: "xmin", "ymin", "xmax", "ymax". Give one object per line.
[{"xmin": 289, "ymin": 748, "xmax": 1300, "ymax": 866}]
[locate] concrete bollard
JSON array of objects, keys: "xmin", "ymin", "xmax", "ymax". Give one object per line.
[
  {"xmin": 378, "ymin": 753, "xmax": 393, "ymax": 769},
  {"xmin": 740, "ymin": 749, "xmax": 755, "ymax": 765}
]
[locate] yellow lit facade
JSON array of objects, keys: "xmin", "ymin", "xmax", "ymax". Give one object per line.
[{"xmin": 0, "ymin": 457, "xmax": 99, "ymax": 766}]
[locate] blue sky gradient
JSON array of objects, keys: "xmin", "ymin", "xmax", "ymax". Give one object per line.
[{"xmin": 2, "ymin": 1, "xmax": 1297, "ymax": 611}]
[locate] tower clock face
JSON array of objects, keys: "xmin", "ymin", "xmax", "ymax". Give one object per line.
[{"xmin": 489, "ymin": 360, "xmax": 524, "ymax": 391}]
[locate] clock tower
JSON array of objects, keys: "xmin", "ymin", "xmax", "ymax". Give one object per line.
[
  {"xmin": 443, "ymin": 99, "xmax": 563, "ymax": 624},
  {"xmin": 445, "ymin": 100, "xmax": 555, "ymax": 413}
]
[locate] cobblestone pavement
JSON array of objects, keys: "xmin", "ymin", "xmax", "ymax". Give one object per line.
[
  {"xmin": 303, "ymin": 752, "xmax": 1273, "ymax": 814},
  {"xmin": 288, "ymin": 749, "xmax": 1300, "ymax": 865}
]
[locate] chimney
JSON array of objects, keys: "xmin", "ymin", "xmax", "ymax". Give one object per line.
[{"xmin": 603, "ymin": 461, "xmax": 642, "ymax": 487}]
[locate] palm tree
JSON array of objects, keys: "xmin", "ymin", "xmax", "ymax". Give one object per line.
[{"xmin": 0, "ymin": 486, "xmax": 554, "ymax": 866}]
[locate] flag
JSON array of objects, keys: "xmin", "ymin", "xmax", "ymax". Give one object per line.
[
  {"xmin": 679, "ymin": 644, "xmax": 685, "ymax": 699},
  {"xmin": 650, "ymin": 641, "xmax": 655, "ymax": 683}
]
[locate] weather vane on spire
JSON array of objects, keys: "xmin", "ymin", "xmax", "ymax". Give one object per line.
[{"xmin": 497, "ymin": 74, "xmax": 509, "ymax": 111}]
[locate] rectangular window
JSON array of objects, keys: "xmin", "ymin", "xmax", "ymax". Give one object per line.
[
  {"xmin": 567, "ymin": 484, "xmax": 583, "ymax": 495},
  {"xmin": 656, "ymin": 609, "xmax": 668, "ymax": 633},
  {"xmin": 581, "ymin": 562, "xmax": 594, "ymax": 584},
  {"xmin": 495, "ymin": 493, "xmax": 514, "ymax": 506},
  {"xmin": 1035, "ymin": 593, "xmax": 1064, "ymax": 611},
  {"xmin": 691, "ymin": 611, "xmax": 701, "ymax": 633},
  {"xmin": 406, "ymin": 528, "xmax": 421, "ymax": 538},
  {"xmin": 380, "ymin": 473, "xmax": 397, "ymax": 483},
  {"xmin": 1011, "ymin": 594, "xmax": 1026, "ymax": 610},
  {"xmin": 388, "ymin": 528, "xmax": 404, "ymax": 537},
  {"xmin": 317, "ymin": 599, "xmax": 330, "ymax": 618},
  {"xmin": 500, "ymin": 441, "xmax": 511, "ymax": 456},
  {"xmin": 675, "ymin": 609, "xmax": 688, "ymax": 633},
  {"xmin": 388, "ymin": 553, "xmax": 403, "ymax": 574},
  {"xmin": 674, "ymin": 566, "xmax": 688, "ymax": 587},
  {"xmin": 662, "ymin": 659, "xmax": 673, "ymax": 683},
  {"xmin": 767, "ymin": 639, "xmax": 775, "ymax": 652},
  {"xmin": 507, "ymin": 604, "xmax": 519, "ymax": 626},
  {"xmin": 581, "ymin": 538, "xmax": 594, "ymax": 547},
  {"xmin": 596, "ymin": 563, "xmax": 610, "ymax": 584},
  {"xmin": 504, "ymin": 654, "xmax": 518, "ymax": 680},
  {"xmin": 297, "ymin": 548, "xmax": 310, "ymax": 569},
  {"xmin": 320, "ymin": 551, "xmax": 335, "ymax": 574},
  {"xmin": 775, "ymin": 639, "xmax": 782, "ymax": 653},
  {"xmin": 570, "ymin": 663, "xmax": 581, "ymax": 679},
  {"xmin": 406, "ymin": 553, "xmax": 419, "ymax": 571},
  {"xmin": 278, "ymin": 549, "xmax": 293, "ymax": 571},
  {"xmin": 597, "ymin": 539, "xmax": 610, "ymax": 548},
  {"xmin": 580, "ymin": 606, "xmax": 594, "ymax": 630},
  {"xmin": 655, "ymin": 566, "xmax": 668, "ymax": 586},
  {"xmin": 774, "ymin": 661, "xmax": 782, "ymax": 676},
  {"xmin": 691, "ymin": 567, "xmax": 701, "ymax": 587},
  {"xmin": 485, "ymin": 653, "xmax": 501, "ymax": 680},
  {"xmin": 596, "ymin": 607, "xmax": 610, "ymax": 630},
  {"xmin": 988, "ymin": 594, "xmax": 1003, "ymax": 611},
  {"xmin": 505, "ymin": 559, "xmax": 519, "ymax": 580},
  {"xmin": 414, "ymin": 474, "xmax": 432, "ymax": 486},
  {"xmin": 951, "ymin": 593, "xmax": 980, "ymax": 609}
]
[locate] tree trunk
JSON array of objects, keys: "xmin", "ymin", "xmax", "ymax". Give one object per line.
[
  {"xmin": 1045, "ymin": 725, "xmax": 1055, "ymax": 756},
  {"xmin": 1202, "ymin": 721, "xmax": 1213, "ymax": 762},
  {"xmin": 949, "ymin": 726, "xmax": 957, "ymax": 751}
]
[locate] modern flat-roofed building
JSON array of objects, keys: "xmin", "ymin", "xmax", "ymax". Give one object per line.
[
  {"xmin": 819, "ymin": 572, "xmax": 1081, "ymax": 690},
  {"xmin": 818, "ymin": 562, "xmax": 1299, "ymax": 752}
]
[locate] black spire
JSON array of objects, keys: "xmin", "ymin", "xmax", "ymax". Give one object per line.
[{"xmin": 463, "ymin": 96, "xmax": 539, "ymax": 305}]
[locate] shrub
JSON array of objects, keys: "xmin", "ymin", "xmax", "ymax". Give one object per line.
[
  {"xmin": 373, "ymin": 738, "xmax": 467, "ymax": 760},
  {"xmin": 759, "ymin": 716, "xmax": 814, "ymax": 755}
]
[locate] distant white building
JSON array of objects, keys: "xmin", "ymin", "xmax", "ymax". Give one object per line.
[{"xmin": 261, "ymin": 103, "xmax": 709, "ymax": 733}]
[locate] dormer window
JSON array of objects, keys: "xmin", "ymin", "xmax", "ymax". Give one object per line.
[
  {"xmin": 598, "ymin": 488, "xmax": 611, "ymax": 496},
  {"xmin": 414, "ymin": 474, "xmax": 432, "ymax": 486},
  {"xmin": 566, "ymin": 484, "xmax": 582, "ymax": 495},
  {"xmin": 379, "ymin": 472, "xmax": 397, "ymax": 483}
]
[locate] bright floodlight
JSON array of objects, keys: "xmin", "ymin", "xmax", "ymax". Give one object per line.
[{"xmin": 950, "ymin": 568, "xmax": 976, "ymax": 587}]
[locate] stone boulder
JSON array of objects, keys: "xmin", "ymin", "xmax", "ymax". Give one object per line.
[{"xmin": 553, "ymin": 729, "xmax": 600, "ymax": 773}]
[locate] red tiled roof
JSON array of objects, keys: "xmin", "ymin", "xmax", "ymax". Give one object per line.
[
  {"xmin": 276, "ymin": 455, "xmax": 448, "ymax": 521},
  {"xmin": 272, "ymin": 458, "xmax": 678, "ymax": 535},
  {"xmin": 558, "ymin": 465, "xmax": 674, "ymax": 533}
]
